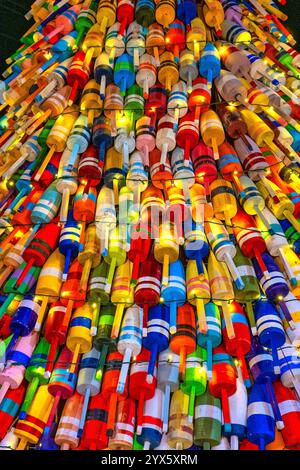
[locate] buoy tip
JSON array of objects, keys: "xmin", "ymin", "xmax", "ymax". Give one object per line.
[
  {"xmin": 224, "ymin": 423, "xmax": 231, "ymax": 433},
  {"xmin": 90, "ymin": 327, "xmax": 97, "ymax": 337},
  {"xmin": 146, "ymin": 374, "xmax": 153, "ymax": 384},
  {"xmin": 19, "ymin": 411, "xmax": 26, "ymax": 420}
]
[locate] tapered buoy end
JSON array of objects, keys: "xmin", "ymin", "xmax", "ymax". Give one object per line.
[
  {"xmin": 170, "ymin": 326, "xmax": 177, "ymax": 335},
  {"xmin": 276, "ymin": 420, "xmax": 284, "ymax": 430},
  {"xmin": 244, "ymin": 379, "xmax": 251, "ymax": 389},
  {"xmin": 90, "ymin": 327, "xmax": 97, "ymax": 337},
  {"xmin": 251, "ymin": 327, "xmax": 258, "ymax": 336},
  {"xmin": 146, "ymin": 374, "xmax": 153, "ymax": 384},
  {"xmin": 274, "ymin": 365, "xmax": 280, "ymax": 375},
  {"xmin": 224, "ymin": 423, "xmax": 231, "ymax": 433}
]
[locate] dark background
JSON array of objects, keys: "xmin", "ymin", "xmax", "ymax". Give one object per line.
[{"xmin": 0, "ymin": 0, "xmax": 299, "ymax": 73}]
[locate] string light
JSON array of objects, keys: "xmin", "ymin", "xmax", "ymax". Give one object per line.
[{"xmin": 0, "ymin": 289, "xmax": 297, "ymax": 307}]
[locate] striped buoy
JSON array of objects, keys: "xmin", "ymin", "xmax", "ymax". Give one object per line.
[
  {"xmin": 54, "ymin": 392, "xmax": 83, "ymax": 450},
  {"xmin": 161, "ymin": 260, "xmax": 186, "ymax": 332},
  {"xmin": 81, "ymin": 393, "xmax": 108, "ymax": 450},
  {"xmin": 157, "ymin": 347, "xmax": 179, "ymax": 433},
  {"xmin": 247, "ymin": 382, "xmax": 275, "ymax": 450},
  {"xmin": 221, "ymin": 19, "xmax": 251, "ymax": 44},
  {"xmin": 274, "ymin": 380, "xmax": 300, "ymax": 449},
  {"xmin": 109, "ymin": 398, "xmax": 136, "ymax": 450},
  {"xmin": 253, "ymin": 253, "xmax": 289, "ymax": 301},
  {"xmin": 278, "ymin": 340, "xmax": 300, "ymax": 395},
  {"xmin": 254, "ymin": 298, "xmax": 286, "ymax": 374},
  {"xmin": 246, "ymin": 336, "xmax": 284, "ymax": 430},
  {"xmin": 168, "ymin": 81, "xmax": 188, "ymax": 124},
  {"xmin": 209, "ymin": 345, "xmax": 237, "ymax": 433},
  {"xmin": 31, "ymin": 183, "xmax": 62, "ymax": 224},
  {"xmin": 117, "ymin": 304, "xmax": 143, "ymax": 394},
  {"xmin": 137, "ymin": 388, "xmax": 163, "ymax": 449},
  {"xmin": 143, "ymin": 304, "xmax": 170, "ymax": 382},
  {"xmin": 194, "ymin": 389, "xmax": 222, "ymax": 450},
  {"xmin": 226, "ymin": 366, "xmax": 248, "ymax": 449}
]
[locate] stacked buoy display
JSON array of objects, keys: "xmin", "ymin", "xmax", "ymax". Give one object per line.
[{"xmin": 0, "ymin": 0, "xmax": 300, "ymax": 451}]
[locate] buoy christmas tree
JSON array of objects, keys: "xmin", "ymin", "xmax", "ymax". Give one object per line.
[{"xmin": 0, "ymin": 0, "xmax": 300, "ymax": 451}]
